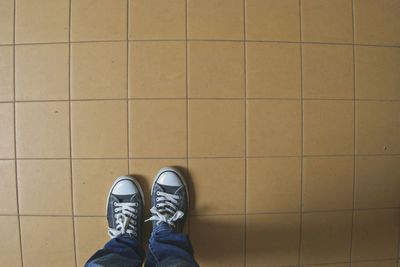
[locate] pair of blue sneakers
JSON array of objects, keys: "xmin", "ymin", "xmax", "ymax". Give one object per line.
[{"xmin": 106, "ymin": 167, "xmax": 188, "ymax": 242}]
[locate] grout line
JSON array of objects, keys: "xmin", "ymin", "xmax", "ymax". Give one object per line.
[
  {"xmin": 7, "ymin": 214, "xmax": 109, "ymax": 218},
  {"xmin": 191, "ymin": 207, "xmax": 400, "ymax": 216},
  {"xmin": 185, "ymin": 0, "xmax": 191, "ymax": 235},
  {"xmin": 3, "ymin": 153, "xmax": 400, "ymax": 162},
  {"xmin": 68, "ymin": 0, "xmax": 78, "ymax": 266},
  {"xmin": 350, "ymin": 0, "xmax": 357, "ymax": 265},
  {"xmin": 126, "ymin": 0, "xmax": 130, "ymax": 174},
  {"xmin": 354, "ymin": 43, "xmax": 400, "ymax": 48},
  {"xmin": 3, "ymin": 97, "xmax": 400, "ymax": 103},
  {"xmin": 243, "ymin": 0, "xmax": 248, "ymax": 266},
  {"xmin": 129, "ymin": 39, "xmax": 187, "ymax": 42},
  {"xmin": 298, "ymin": 0, "xmax": 304, "ymax": 265},
  {"xmin": 1, "ymin": 207, "xmax": 399, "ymax": 218},
  {"xmin": 185, "ymin": 0, "xmax": 189, "ymax": 169},
  {"xmin": 299, "ymin": 258, "xmax": 400, "ymax": 267},
  {"xmin": 2, "ymin": 39, "xmax": 400, "ymax": 48},
  {"xmin": 12, "ymin": 0, "xmax": 24, "ymax": 265}
]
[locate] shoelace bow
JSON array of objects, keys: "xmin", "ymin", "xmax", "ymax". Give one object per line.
[
  {"xmin": 145, "ymin": 191, "xmax": 184, "ymax": 227},
  {"xmin": 108, "ymin": 202, "xmax": 138, "ymax": 238}
]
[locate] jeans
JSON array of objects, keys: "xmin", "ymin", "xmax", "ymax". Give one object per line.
[{"xmin": 85, "ymin": 224, "xmax": 199, "ymax": 267}]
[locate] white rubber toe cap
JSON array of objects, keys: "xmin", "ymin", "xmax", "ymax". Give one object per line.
[
  {"xmin": 157, "ymin": 170, "xmax": 182, "ymax": 187},
  {"xmin": 112, "ymin": 179, "xmax": 138, "ymax": 195}
]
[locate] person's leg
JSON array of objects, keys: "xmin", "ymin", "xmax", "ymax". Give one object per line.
[
  {"xmin": 85, "ymin": 235, "xmax": 144, "ymax": 267},
  {"xmin": 85, "ymin": 176, "xmax": 146, "ymax": 267},
  {"xmin": 145, "ymin": 167, "xmax": 199, "ymax": 267}
]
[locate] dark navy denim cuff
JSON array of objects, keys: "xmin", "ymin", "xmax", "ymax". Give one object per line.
[{"xmin": 153, "ymin": 222, "xmax": 174, "ymax": 234}]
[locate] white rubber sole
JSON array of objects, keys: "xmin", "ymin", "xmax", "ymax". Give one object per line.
[
  {"xmin": 106, "ymin": 175, "xmax": 145, "ymax": 214},
  {"xmin": 151, "ymin": 167, "xmax": 189, "ymax": 208}
]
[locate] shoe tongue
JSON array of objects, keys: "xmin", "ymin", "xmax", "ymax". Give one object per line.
[
  {"xmin": 114, "ymin": 194, "xmax": 136, "ymax": 202},
  {"xmin": 158, "ymin": 183, "xmax": 180, "ymax": 195}
]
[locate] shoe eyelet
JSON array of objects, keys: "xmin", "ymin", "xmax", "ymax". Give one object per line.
[
  {"xmin": 156, "ymin": 197, "xmax": 159, "ymax": 201},
  {"xmin": 156, "ymin": 191, "xmax": 160, "ymax": 196},
  {"xmin": 113, "ymin": 202, "xmax": 117, "ymax": 206}
]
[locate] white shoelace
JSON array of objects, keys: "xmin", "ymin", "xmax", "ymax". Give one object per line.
[
  {"xmin": 108, "ymin": 202, "xmax": 138, "ymax": 238},
  {"xmin": 145, "ymin": 191, "xmax": 184, "ymax": 227}
]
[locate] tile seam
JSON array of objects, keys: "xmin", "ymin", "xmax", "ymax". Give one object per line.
[
  {"xmin": 299, "ymin": 0, "xmax": 304, "ymax": 265},
  {"xmin": 350, "ymin": 0, "xmax": 357, "ymax": 265},
  {"xmin": 5, "ymin": 153, "xmax": 400, "ymax": 161},
  {"xmin": 2, "ymin": 40, "xmax": 400, "ymax": 48},
  {"xmin": 126, "ymin": 0, "xmax": 130, "ymax": 174},
  {"xmin": 3, "ymin": 98, "xmax": 400, "ymax": 103},
  {"xmin": 185, "ymin": 0, "xmax": 190, "ymax": 235},
  {"xmin": 67, "ymin": 0, "xmax": 78, "ymax": 265},
  {"xmin": 12, "ymin": 0, "xmax": 24, "ymax": 265},
  {"xmin": 243, "ymin": 0, "xmax": 248, "ymax": 265},
  {"xmin": 1, "ymin": 207, "xmax": 399, "ymax": 218}
]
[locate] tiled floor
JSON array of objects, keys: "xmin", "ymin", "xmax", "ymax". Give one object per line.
[{"xmin": 0, "ymin": 0, "xmax": 399, "ymax": 266}]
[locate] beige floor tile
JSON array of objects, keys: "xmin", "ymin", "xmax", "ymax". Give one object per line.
[
  {"xmin": 0, "ymin": 160, "xmax": 17, "ymax": 214},
  {"xmin": 300, "ymin": 211, "xmax": 352, "ymax": 265},
  {"xmin": 190, "ymin": 215, "xmax": 245, "ymax": 267},
  {"xmin": 0, "ymin": 216, "xmax": 22, "ymax": 267},
  {"xmin": 188, "ymin": 158, "xmax": 245, "ymax": 215},
  {"xmin": 129, "ymin": 158, "xmax": 187, "ymax": 216},
  {"xmin": 304, "ymin": 100, "xmax": 354, "ymax": 155},
  {"xmin": 0, "ymin": 0, "xmax": 14, "ymax": 44},
  {"xmin": 301, "ymin": 0, "xmax": 353, "ymax": 43},
  {"xmin": 247, "ymin": 157, "xmax": 301, "ymax": 213},
  {"xmin": 71, "ymin": 100, "xmax": 127, "ymax": 158},
  {"xmin": 351, "ymin": 260, "xmax": 398, "ymax": 267},
  {"xmin": 303, "ymin": 156, "xmax": 354, "ymax": 211},
  {"xmin": 356, "ymin": 101, "xmax": 400, "ymax": 155},
  {"xmin": 71, "ymin": 0, "xmax": 126, "ymax": 41},
  {"xmin": 188, "ymin": 100, "xmax": 245, "ymax": 157},
  {"xmin": 15, "ymin": 44, "xmax": 69, "ymax": 101},
  {"xmin": 188, "ymin": 41, "xmax": 244, "ymax": 98},
  {"xmin": 129, "ymin": 0, "xmax": 186, "ymax": 40},
  {"xmin": 73, "ymin": 159, "xmax": 128, "ymax": 216},
  {"xmin": 15, "ymin": 0, "xmax": 69, "ymax": 43},
  {"xmin": 187, "ymin": 0, "xmax": 244, "ymax": 40},
  {"xmin": 247, "ymin": 100, "xmax": 301, "ymax": 156},
  {"xmin": 75, "ymin": 217, "xmax": 108, "ymax": 267},
  {"xmin": 246, "ymin": 42, "xmax": 301, "ymax": 98},
  {"xmin": 16, "ymin": 102, "xmax": 70, "ymax": 158},
  {"xmin": 17, "ymin": 159, "xmax": 72, "ymax": 215},
  {"xmin": 354, "ymin": 0, "xmax": 400, "ymax": 45},
  {"xmin": 355, "ymin": 156, "xmax": 400, "ymax": 209},
  {"xmin": 246, "ymin": 0, "xmax": 300, "ymax": 42},
  {"xmin": 129, "ymin": 100, "xmax": 186, "ymax": 158},
  {"xmin": 0, "ymin": 103, "xmax": 14, "ymax": 159},
  {"xmin": 246, "ymin": 213, "xmax": 300, "ymax": 267},
  {"xmin": 0, "ymin": 46, "xmax": 13, "ymax": 101},
  {"xmin": 20, "ymin": 216, "xmax": 75, "ymax": 267},
  {"xmin": 355, "ymin": 46, "xmax": 400, "ymax": 100},
  {"xmin": 351, "ymin": 209, "xmax": 400, "ymax": 261},
  {"xmin": 303, "ymin": 44, "xmax": 354, "ymax": 99},
  {"xmin": 129, "ymin": 41, "xmax": 186, "ymax": 98},
  {"xmin": 71, "ymin": 42, "xmax": 127, "ymax": 100}
]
